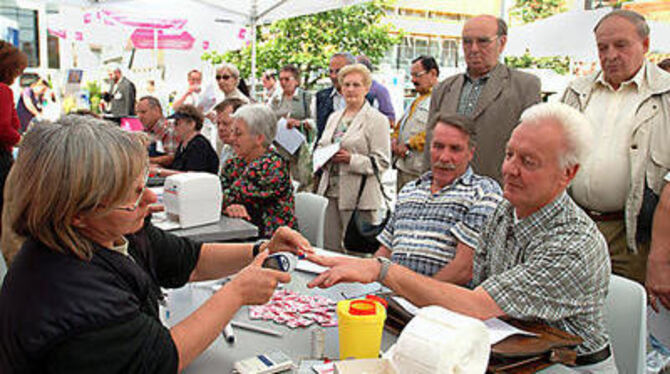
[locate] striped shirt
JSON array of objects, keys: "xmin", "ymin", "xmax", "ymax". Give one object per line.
[
  {"xmin": 473, "ymin": 192, "xmax": 611, "ymax": 355},
  {"xmin": 378, "ymin": 168, "xmax": 502, "ymax": 276}
]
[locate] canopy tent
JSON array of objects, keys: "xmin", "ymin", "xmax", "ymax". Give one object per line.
[
  {"xmin": 47, "ymin": 0, "xmax": 370, "ymax": 98},
  {"xmin": 506, "ymin": 7, "xmax": 670, "ymax": 60}
]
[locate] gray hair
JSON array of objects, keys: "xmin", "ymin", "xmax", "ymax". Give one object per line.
[
  {"xmin": 496, "ymin": 17, "xmax": 508, "ymax": 37},
  {"xmin": 217, "ymin": 62, "xmax": 241, "ymax": 79},
  {"xmin": 10, "ymin": 115, "xmax": 148, "ymax": 260},
  {"xmin": 594, "ymin": 10, "xmax": 649, "ymax": 39},
  {"xmin": 139, "ymin": 95, "xmax": 162, "ymax": 112},
  {"xmin": 432, "ymin": 113, "xmax": 477, "ymax": 149},
  {"xmin": 519, "ymin": 102, "xmax": 592, "ymax": 168},
  {"xmin": 331, "ymin": 52, "xmax": 356, "ymax": 65},
  {"xmin": 232, "ymin": 104, "xmax": 277, "ymax": 148}
]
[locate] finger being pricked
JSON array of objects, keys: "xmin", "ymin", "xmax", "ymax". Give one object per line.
[{"xmin": 270, "ymin": 227, "xmax": 314, "ymax": 255}]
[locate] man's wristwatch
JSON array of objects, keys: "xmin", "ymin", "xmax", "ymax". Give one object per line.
[
  {"xmin": 252, "ymin": 239, "xmax": 269, "ymax": 257},
  {"xmin": 376, "ymin": 257, "xmax": 392, "ymax": 283}
]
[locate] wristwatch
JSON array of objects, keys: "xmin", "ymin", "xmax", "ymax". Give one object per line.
[
  {"xmin": 252, "ymin": 239, "xmax": 269, "ymax": 257},
  {"xmin": 376, "ymin": 257, "xmax": 392, "ymax": 283}
]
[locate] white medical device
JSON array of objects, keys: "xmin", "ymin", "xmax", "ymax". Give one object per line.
[{"xmin": 160, "ymin": 172, "xmax": 222, "ymax": 229}]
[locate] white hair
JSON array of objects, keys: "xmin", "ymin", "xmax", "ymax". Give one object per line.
[
  {"xmin": 519, "ymin": 102, "xmax": 593, "ymax": 168},
  {"xmin": 217, "ymin": 62, "xmax": 240, "ymax": 79},
  {"xmin": 232, "ymin": 104, "xmax": 277, "ymax": 148}
]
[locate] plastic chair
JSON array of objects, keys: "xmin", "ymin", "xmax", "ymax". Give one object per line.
[
  {"xmin": 605, "ymin": 274, "xmax": 647, "ymax": 374},
  {"xmin": 0, "ymin": 253, "xmax": 7, "ymax": 287},
  {"xmin": 294, "ymin": 192, "xmax": 328, "ymax": 248}
]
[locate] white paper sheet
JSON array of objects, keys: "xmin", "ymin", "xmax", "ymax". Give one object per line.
[
  {"xmin": 199, "ymin": 83, "xmax": 219, "ymax": 113},
  {"xmin": 312, "ymin": 142, "xmax": 341, "ymax": 173},
  {"xmin": 274, "ymin": 118, "xmax": 306, "ymax": 155},
  {"xmin": 390, "ymin": 297, "xmax": 537, "ymax": 346},
  {"xmin": 296, "ymin": 247, "xmax": 355, "ymax": 274},
  {"xmin": 484, "ymin": 318, "xmax": 538, "ymax": 345},
  {"xmin": 392, "ymin": 296, "xmax": 419, "ymax": 315}
]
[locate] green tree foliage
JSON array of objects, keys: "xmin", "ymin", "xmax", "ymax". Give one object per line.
[
  {"xmin": 505, "ymin": 52, "xmax": 570, "ymax": 75},
  {"xmin": 201, "ymin": 0, "xmax": 401, "ymax": 88},
  {"xmin": 511, "ymin": 0, "xmax": 566, "ymax": 24}
]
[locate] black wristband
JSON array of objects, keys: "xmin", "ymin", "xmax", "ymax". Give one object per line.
[{"xmin": 252, "ymin": 239, "xmax": 268, "ymax": 257}]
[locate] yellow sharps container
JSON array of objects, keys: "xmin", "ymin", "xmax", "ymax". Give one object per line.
[{"xmin": 337, "ymin": 298, "xmax": 387, "ymax": 360}]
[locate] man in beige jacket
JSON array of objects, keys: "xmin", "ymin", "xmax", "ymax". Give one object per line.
[{"xmin": 561, "ymin": 10, "xmax": 670, "ymax": 307}]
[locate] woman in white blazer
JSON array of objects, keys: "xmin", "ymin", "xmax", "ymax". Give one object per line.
[{"xmin": 315, "ymin": 64, "xmax": 391, "ymax": 252}]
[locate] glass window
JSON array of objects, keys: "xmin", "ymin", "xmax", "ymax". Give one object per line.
[{"xmin": 0, "ymin": 7, "xmax": 40, "ymax": 67}]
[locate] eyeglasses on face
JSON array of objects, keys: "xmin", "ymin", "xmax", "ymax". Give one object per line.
[
  {"xmin": 411, "ymin": 70, "xmax": 429, "ymax": 78},
  {"xmin": 462, "ymin": 35, "xmax": 498, "ymax": 47},
  {"xmin": 113, "ymin": 170, "xmax": 150, "ymax": 212},
  {"xmin": 216, "ymin": 74, "xmax": 233, "ymax": 81}
]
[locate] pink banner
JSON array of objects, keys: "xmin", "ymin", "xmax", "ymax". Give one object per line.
[
  {"xmin": 130, "ymin": 28, "xmax": 195, "ymax": 50},
  {"xmin": 101, "ymin": 10, "xmax": 186, "ymax": 30}
]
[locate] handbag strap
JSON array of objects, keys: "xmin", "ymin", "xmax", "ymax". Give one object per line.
[{"xmin": 353, "ymin": 157, "xmax": 391, "ymax": 210}]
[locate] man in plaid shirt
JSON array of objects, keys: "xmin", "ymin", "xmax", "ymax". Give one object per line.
[
  {"xmin": 376, "ymin": 114, "xmax": 502, "ymax": 285},
  {"xmin": 308, "ymin": 102, "xmax": 616, "ymax": 371},
  {"xmin": 136, "ymin": 96, "xmax": 178, "ymax": 167}
]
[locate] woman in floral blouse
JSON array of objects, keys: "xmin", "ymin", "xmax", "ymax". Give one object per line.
[{"xmin": 220, "ymin": 104, "xmax": 296, "ymax": 237}]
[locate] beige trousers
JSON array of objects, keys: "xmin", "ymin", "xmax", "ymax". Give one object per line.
[{"xmin": 596, "ymin": 219, "xmax": 650, "ymax": 285}]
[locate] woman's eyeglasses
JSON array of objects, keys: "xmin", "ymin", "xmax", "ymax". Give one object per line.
[
  {"xmin": 113, "ymin": 170, "xmax": 150, "ymax": 212},
  {"xmin": 216, "ymin": 75, "xmax": 233, "ymax": 81}
]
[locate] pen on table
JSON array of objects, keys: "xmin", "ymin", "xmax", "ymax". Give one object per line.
[
  {"xmin": 231, "ymin": 321, "xmax": 283, "ymax": 337},
  {"xmin": 222, "ymin": 322, "xmax": 235, "ymax": 343}
]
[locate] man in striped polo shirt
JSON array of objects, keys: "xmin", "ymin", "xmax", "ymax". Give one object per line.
[{"xmin": 375, "ymin": 114, "xmax": 502, "ymax": 285}]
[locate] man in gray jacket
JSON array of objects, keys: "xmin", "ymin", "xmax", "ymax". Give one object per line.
[
  {"xmin": 426, "ymin": 15, "xmax": 540, "ymax": 184},
  {"xmin": 103, "ymin": 65, "xmax": 136, "ymax": 117},
  {"xmin": 561, "ymin": 10, "xmax": 670, "ymax": 303}
]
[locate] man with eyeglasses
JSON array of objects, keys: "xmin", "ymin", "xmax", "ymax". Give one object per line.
[
  {"xmin": 426, "ymin": 15, "xmax": 541, "ymax": 185},
  {"xmin": 393, "ymin": 55, "xmax": 440, "ymax": 191},
  {"xmin": 314, "ymin": 52, "xmax": 373, "ymax": 143}
]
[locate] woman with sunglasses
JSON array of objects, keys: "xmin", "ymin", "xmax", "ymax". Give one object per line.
[
  {"xmin": 215, "ymin": 63, "xmax": 250, "ymax": 104},
  {"xmin": 0, "ymin": 115, "xmax": 311, "ymax": 372},
  {"xmin": 150, "ymin": 104, "xmax": 219, "ymax": 177}
]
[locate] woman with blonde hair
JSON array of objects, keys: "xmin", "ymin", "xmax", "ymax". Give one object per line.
[
  {"xmin": 0, "ymin": 115, "xmax": 311, "ymax": 372},
  {"xmin": 314, "ymin": 63, "xmax": 391, "ymax": 252}
]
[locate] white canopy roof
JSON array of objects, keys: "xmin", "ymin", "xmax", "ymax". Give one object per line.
[{"xmin": 506, "ymin": 7, "xmax": 670, "ymax": 60}]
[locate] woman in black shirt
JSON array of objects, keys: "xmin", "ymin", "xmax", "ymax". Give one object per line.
[
  {"xmin": 0, "ymin": 116, "xmax": 311, "ymax": 373},
  {"xmin": 152, "ymin": 104, "xmax": 219, "ymax": 177}
]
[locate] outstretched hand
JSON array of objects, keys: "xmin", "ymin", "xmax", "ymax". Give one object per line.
[{"xmin": 306, "ymin": 255, "xmax": 380, "ymax": 289}]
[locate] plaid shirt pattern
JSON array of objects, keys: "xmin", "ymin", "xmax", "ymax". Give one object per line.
[
  {"xmin": 457, "ymin": 72, "xmax": 491, "ymax": 116},
  {"xmin": 378, "ymin": 168, "xmax": 502, "ymax": 276},
  {"xmin": 148, "ymin": 118, "xmax": 178, "ymax": 156},
  {"xmin": 473, "ymin": 192, "xmax": 611, "ymax": 355}
]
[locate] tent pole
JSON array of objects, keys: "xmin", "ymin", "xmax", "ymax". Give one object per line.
[
  {"xmin": 251, "ymin": 18, "xmax": 257, "ymax": 101},
  {"xmin": 250, "ymin": 0, "xmax": 258, "ymax": 101}
]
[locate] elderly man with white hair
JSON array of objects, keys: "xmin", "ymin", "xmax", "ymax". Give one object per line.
[{"xmin": 308, "ymin": 102, "xmax": 616, "ymax": 372}]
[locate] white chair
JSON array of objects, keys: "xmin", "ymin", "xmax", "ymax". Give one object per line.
[
  {"xmin": 605, "ymin": 274, "xmax": 647, "ymax": 374},
  {"xmin": 294, "ymin": 192, "xmax": 328, "ymax": 248},
  {"xmin": 0, "ymin": 253, "xmax": 7, "ymax": 287}
]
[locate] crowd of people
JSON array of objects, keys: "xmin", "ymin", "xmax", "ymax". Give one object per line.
[{"xmin": 0, "ymin": 8, "xmax": 669, "ymax": 373}]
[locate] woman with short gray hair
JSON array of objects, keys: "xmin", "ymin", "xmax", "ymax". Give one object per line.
[
  {"xmin": 221, "ymin": 104, "xmax": 296, "ymax": 237},
  {"xmin": 0, "ymin": 115, "xmax": 311, "ymax": 372}
]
